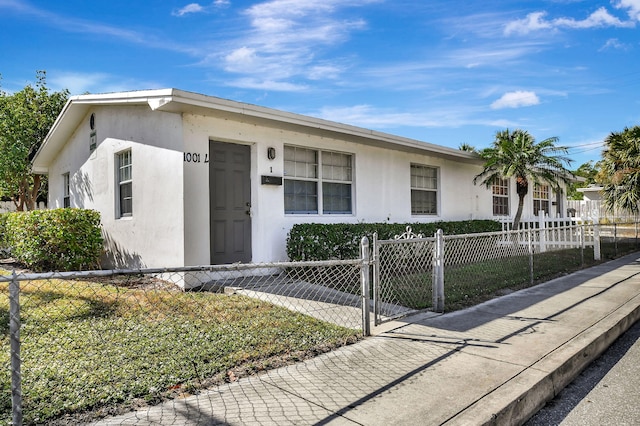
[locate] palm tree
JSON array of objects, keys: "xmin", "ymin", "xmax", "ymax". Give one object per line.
[
  {"xmin": 601, "ymin": 125, "xmax": 640, "ymax": 214},
  {"xmin": 473, "ymin": 129, "xmax": 573, "ymax": 230},
  {"xmin": 459, "ymin": 143, "xmax": 476, "ymax": 152}
]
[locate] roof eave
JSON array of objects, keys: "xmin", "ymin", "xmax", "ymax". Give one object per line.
[
  {"xmin": 32, "ymin": 88, "xmax": 482, "ymax": 172},
  {"xmin": 157, "ymin": 89, "xmax": 482, "ymax": 164}
]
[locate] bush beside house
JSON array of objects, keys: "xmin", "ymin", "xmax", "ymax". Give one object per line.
[
  {"xmin": 286, "ymin": 220, "xmax": 502, "ymax": 261},
  {"xmin": 3, "ymin": 209, "xmax": 103, "ymax": 271}
]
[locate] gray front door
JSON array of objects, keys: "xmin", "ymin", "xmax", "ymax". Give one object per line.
[{"xmin": 209, "ymin": 141, "xmax": 252, "ymax": 264}]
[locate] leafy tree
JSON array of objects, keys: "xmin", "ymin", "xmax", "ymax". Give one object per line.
[
  {"xmin": 0, "ymin": 71, "xmax": 69, "ymax": 210},
  {"xmin": 473, "ymin": 129, "xmax": 573, "ymax": 229},
  {"xmin": 566, "ymin": 160, "xmax": 602, "ymax": 200},
  {"xmin": 600, "ymin": 125, "xmax": 640, "ymax": 214}
]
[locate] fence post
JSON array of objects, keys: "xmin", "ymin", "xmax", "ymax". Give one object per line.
[
  {"xmin": 433, "ymin": 229, "xmax": 445, "ymax": 313},
  {"xmin": 538, "ymin": 211, "xmax": 547, "ymax": 253},
  {"xmin": 594, "ymin": 222, "xmax": 601, "ymax": 261},
  {"xmin": 9, "ymin": 270, "xmax": 23, "ymax": 426},
  {"xmin": 528, "ymin": 229, "xmax": 534, "ymax": 286},
  {"xmin": 372, "ymin": 233, "xmax": 381, "ymax": 327},
  {"xmin": 360, "ymin": 236, "xmax": 371, "ymax": 336},
  {"xmin": 614, "ymin": 223, "xmax": 618, "ymax": 257},
  {"xmin": 579, "ymin": 224, "xmax": 585, "ymax": 267}
]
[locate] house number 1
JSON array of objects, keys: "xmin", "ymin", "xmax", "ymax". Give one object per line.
[{"xmin": 183, "ymin": 152, "xmax": 209, "ymax": 163}]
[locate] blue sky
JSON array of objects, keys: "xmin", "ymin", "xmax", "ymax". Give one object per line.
[{"xmin": 1, "ymin": 0, "xmax": 639, "ymax": 167}]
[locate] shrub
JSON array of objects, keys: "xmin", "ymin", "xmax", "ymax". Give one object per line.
[
  {"xmin": 286, "ymin": 220, "xmax": 502, "ymax": 261},
  {"xmin": 5, "ymin": 209, "xmax": 103, "ymax": 271}
]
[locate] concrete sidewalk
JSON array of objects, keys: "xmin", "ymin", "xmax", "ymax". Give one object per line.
[{"xmin": 95, "ymin": 253, "xmax": 640, "ymax": 426}]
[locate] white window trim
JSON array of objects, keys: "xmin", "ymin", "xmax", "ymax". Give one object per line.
[
  {"xmin": 410, "ymin": 163, "xmax": 439, "ymax": 216},
  {"xmin": 492, "ymin": 177, "xmax": 509, "ymax": 216},
  {"xmin": 533, "ymin": 183, "xmax": 550, "ymax": 216},
  {"xmin": 116, "ymin": 149, "xmax": 133, "ymax": 218},
  {"xmin": 62, "ymin": 172, "xmax": 70, "ymax": 208},
  {"xmin": 283, "ymin": 145, "xmax": 354, "ymax": 216}
]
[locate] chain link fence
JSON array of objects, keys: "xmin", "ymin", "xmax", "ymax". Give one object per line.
[
  {"xmin": 441, "ymin": 225, "xmax": 595, "ymax": 312},
  {"xmin": 372, "ymin": 223, "xmax": 615, "ymax": 323},
  {"xmin": 1, "ymin": 260, "xmax": 367, "ymax": 425},
  {"xmin": 598, "ymin": 222, "xmax": 640, "ymax": 259},
  {"xmin": 2, "ymin": 223, "xmax": 640, "ymax": 423},
  {"xmin": 373, "ymin": 232, "xmax": 435, "ymax": 324}
]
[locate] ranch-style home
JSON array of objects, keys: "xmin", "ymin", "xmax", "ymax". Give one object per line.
[{"xmin": 32, "ymin": 89, "xmax": 567, "ymax": 269}]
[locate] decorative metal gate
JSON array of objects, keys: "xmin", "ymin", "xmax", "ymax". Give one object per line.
[{"xmin": 372, "ymin": 227, "xmax": 444, "ymax": 325}]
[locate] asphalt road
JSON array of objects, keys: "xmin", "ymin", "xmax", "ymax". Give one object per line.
[{"xmin": 525, "ymin": 319, "xmax": 640, "ymax": 426}]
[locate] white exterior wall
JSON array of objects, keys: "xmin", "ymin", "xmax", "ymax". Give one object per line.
[
  {"xmin": 181, "ymin": 113, "xmax": 494, "ymax": 265},
  {"xmin": 42, "ymin": 100, "xmax": 570, "ymax": 269},
  {"xmin": 495, "ymin": 179, "xmax": 566, "ymax": 221},
  {"xmin": 46, "ymin": 105, "xmax": 185, "ymax": 268},
  {"xmin": 581, "ymin": 188, "xmax": 603, "ymax": 201}
]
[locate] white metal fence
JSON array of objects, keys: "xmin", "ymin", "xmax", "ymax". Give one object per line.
[{"xmin": 566, "ymin": 199, "xmax": 639, "ymax": 223}]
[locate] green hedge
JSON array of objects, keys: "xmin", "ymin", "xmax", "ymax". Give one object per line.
[
  {"xmin": 4, "ymin": 209, "xmax": 103, "ymax": 271},
  {"xmin": 286, "ymin": 220, "xmax": 502, "ymax": 261}
]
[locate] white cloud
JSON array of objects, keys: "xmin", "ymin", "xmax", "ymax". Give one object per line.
[
  {"xmin": 307, "ymin": 64, "xmax": 343, "ymax": 80},
  {"xmin": 224, "ymin": 47, "xmax": 258, "ymax": 72},
  {"xmin": 313, "ymin": 104, "xmax": 505, "ymax": 129},
  {"xmin": 172, "ymin": 1, "xmax": 230, "ymax": 16},
  {"xmin": 48, "ymin": 71, "xmax": 161, "ymax": 95},
  {"xmin": 505, "ymin": 7, "xmax": 635, "ymax": 36},
  {"xmin": 225, "ymin": 77, "xmax": 308, "ymax": 92},
  {"xmin": 49, "ymin": 72, "xmax": 111, "ymax": 94},
  {"xmin": 504, "ymin": 12, "xmax": 552, "ymax": 35},
  {"xmin": 553, "ymin": 7, "xmax": 632, "ymax": 29},
  {"xmin": 615, "ymin": 0, "xmax": 640, "ymax": 21},
  {"xmin": 212, "ymin": 0, "xmax": 374, "ymax": 90},
  {"xmin": 316, "ymin": 104, "xmax": 424, "ymax": 127},
  {"xmin": 599, "ymin": 38, "xmax": 629, "ymax": 50},
  {"xmin": 490, "ymin": 91, "xmax": 540, "ymax": 109},
  {"xmin": 172, "ymin": 3, "xmax": 204, "ymax": 17}
]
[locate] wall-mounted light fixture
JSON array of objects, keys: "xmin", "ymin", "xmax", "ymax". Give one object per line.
[{"xmin": 267, "ymin": 146, "xmax": 276, "ymax": 160}]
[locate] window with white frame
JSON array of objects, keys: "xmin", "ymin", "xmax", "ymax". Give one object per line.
[
  {"xmin": 492, "ymin": 177, "xmax": 509, "ymax": 216},
  {"xmin": 117, "ymin": 150, "xmax": 132, "ymax": 217},
  {"xmin": 284, "ymin": 145, "xmax": 353, "ymax": 214},
  {"xmin": 410, "ymin": 164, "xmax": 438, "ymax": 215},
  {"xmin": 63, "ymin": 172, "xmax": 70, "ymax": 208},
  {"xmin": 533, "ymin": 183, "xmax": 550, "ymax": 216}
]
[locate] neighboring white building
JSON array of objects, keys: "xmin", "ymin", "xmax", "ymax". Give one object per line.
[
  {"xmin": 569, "ymin": 186, "xmax": 639, "ymax": 222},
  {"xmin": 32, "ymin": 89, "xmax": 568, "ymax": 268},
  {"xmin": 577, "ymin": 185, "xmax": 604, "ymax": 201}
]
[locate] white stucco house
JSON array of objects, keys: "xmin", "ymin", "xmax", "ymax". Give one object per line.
[{"xmin": 32, "ymin": 89, "xmax": 567, "ymax": 269}]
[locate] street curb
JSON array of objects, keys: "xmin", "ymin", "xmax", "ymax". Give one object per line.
[{"xmin": 446, "ymin": 295, "xmax": 640, "ymax": 425}]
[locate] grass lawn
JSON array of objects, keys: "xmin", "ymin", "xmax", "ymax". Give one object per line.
[
  {"xmin": 379, "ymin": 245, "xmax": 639, "ymax": 313},
  {"xmin": 0, "ymin": 275, "xmax": 360, "ymax": 424},
  {"xmin": 1, "ymin": 239, "xmax": 638, "ymax": 423},
  {"xmin": 444, "ymin": 248, "xmax": 591, "ymax": 312}
]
